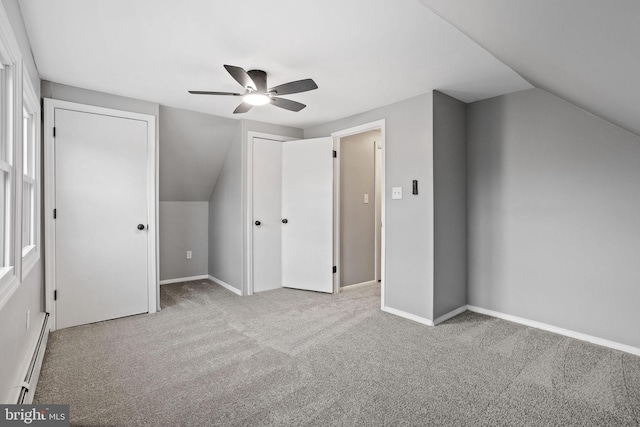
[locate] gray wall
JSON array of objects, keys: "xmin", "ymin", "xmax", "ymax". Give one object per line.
[
  {"xmin": 340, "ymin": 131, "xmax": 377, "ymax": 286},
  {"xmin": 432, "ymin": 91, "xmax": 467, "ymax": 319},
  {"xmin": 208, "ymin": 123, "xmax": 243, "ymax": 289},
  {"xmin": 0, "ymin": 0, "xmax": 43, "ymax": 403},
  {"xmin": 159, "ymin": 106, "xmax": 236, "ymax": 202},
  {"xmin": 306, "ymin": 93, "xmax": 435, "ymax": 319},
  {"xmin": 468, "ymin": 88, "xmax": 640, "ymax": 348},
  {"xmin": 159, "ymin": 202, "xmax": 208, "ymax": 281}
]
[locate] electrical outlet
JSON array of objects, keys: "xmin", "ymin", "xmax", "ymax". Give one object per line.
[
  {"xmin": 26, "ymin": 310, "xmax": 30, "ymax": 331},
  {"xmin": 392, "ymin": 187, "xmax": 403, "ymax": 200},
  {"xmin": 187, "ymin": 251, "xmax": 192, "ymax": 259}
]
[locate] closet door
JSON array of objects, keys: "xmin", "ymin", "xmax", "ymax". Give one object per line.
[
  {"xmin": 53, "ymin": 105, "xmax": 154, "ymax": 329},
  {"xmin": 252, "ymin": 137, "xmax": 283, "ymax": 293},
  {"xmin": 281, "ymin": 137, "xmax": 333, "ymax": 293}
]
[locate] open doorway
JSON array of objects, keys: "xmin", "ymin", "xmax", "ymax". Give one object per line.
[
  {"xmin": 338, "ymin": 130, "xmax": 381, "ymax": 288},
  {"xmin": 332, "ymin": 120, "xmax": 385, "ymax": 307}
]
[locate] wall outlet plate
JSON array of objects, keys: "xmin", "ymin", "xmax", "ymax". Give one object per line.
[
  {"xmin": 392, "ymin": 187, "xmax": 403, "ymax": 200},
  {"xmin": 187, "ymin": 251, "xmax": 192, "ymax": 259}
]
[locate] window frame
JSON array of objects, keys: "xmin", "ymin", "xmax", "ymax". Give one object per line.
[
  {"xmin": 0, "ymin": 2, "xmax": 22, "ymax": 310},
  {"xmin": 21, "ymin": 69, "xmax": 40, "ymax": 278}
]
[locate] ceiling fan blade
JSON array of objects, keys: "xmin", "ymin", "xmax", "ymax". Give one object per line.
[
  {"xmin": 188, "ymin": 91, "xmax": 242, "ymax": 96},
  {"xmin": 233, "ymin": 102, "xmax": 253, "ymax": 114},
  {"xmin": 271, "ymin": 97, "xmax": 306, "ymax": 112},
  {"xmin": 269, "ymin": 79, "xmax": 318, "ymax": 96},
  {"xmin": 224, "ymin": 65, "xmax": 256, "ymax": 90}
]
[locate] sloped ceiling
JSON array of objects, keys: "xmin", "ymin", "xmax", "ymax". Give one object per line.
[
  {"xmin": 18, "ymin": 0, "xmax": 531, "ymax": 129},
  {"xmin": 159, "ymin": 105, "xmax": 237, "ymax": 201},
  {"xmin": 418, "ymin": 0, "xmax": 640, "ymax": 137}
]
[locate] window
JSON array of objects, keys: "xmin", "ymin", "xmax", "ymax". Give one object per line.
[
  {"xmin": 0, "ymin": 60, "xmax": 15, "ymax": 286},
  {"xmin": 21, "ymin": 71, "xmax": 39, "ymax": 277},
  {"xmin": 0, "ymin": 2, "xmax": 28, "ymax": 308}
]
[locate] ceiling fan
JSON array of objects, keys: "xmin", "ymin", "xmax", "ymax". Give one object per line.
[{"xmin": 189, "ymin": 65, "xmax": 318, "ymax": 114}]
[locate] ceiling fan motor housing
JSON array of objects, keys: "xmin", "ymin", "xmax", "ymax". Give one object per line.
[{"xmin": 247, "ymin": 70, "xmax": 267, "ymax": 93}]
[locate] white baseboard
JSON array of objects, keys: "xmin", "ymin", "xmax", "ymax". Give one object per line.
[
  {"xmin": 383, "ymin": 306, "xmax": 434, "ymax": 326},
  {"xmin": 467, "ymin": 305, "xmax": 640, "ymax": 357},
  {"xmin": 159, "ymin": 275, "xmax": 208, "ymax": 285},
  {"xmin": 208, "ymin": 275, "xmax": 242, "ymax": 296},
  {"xmin": 433, "ymin": 305, "xmax": 468, "ymax": 326},
  {"xmin": 341, "ymin": 280, "xmax": 377, "ymax": 291}
]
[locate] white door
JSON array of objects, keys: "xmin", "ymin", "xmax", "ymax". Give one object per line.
[
  {"xmin": 281, "ymin": 137, "xmax": 334, "ymax": 293},
  {"xmin": 252, "ymin": 138, "xmax": 283, "ymax": 293},
  {"xmin": 55, "ymin": 108, "xmax": 150, "ymax": 329}
]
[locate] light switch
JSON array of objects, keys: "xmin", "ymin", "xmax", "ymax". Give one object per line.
[
  {"xmin": 364, "ymin": 194, "xmax": 369, "ymax": 204},
  {"xmin": 392, "ymin": 187, "xmax": 403, "ymax": 200}
]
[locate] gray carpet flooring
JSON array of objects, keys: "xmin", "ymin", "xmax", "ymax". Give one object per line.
[{"xmin": 34, "ymin": 280, "xmax": 640, "ymax": 426}]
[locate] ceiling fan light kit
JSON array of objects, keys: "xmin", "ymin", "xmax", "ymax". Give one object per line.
[
  {"xmin": 189, "ymin": 64, "xmax": 318, "ymax": 114},
  {"xmin": 244, "ymin": 93, "xmax": 270, "ymax": 106}
]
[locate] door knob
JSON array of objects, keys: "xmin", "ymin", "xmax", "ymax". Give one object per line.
[
  {"xmin": 255, "ymin": 220, "xmax": 261, "ymax": 226},
  {"xmin": 282, "ymin": 219, "xmax": 288, "ymax": 224},
  {"xmin": 137, "ymin": 224, "xmax": 146, "ymax": 230}
]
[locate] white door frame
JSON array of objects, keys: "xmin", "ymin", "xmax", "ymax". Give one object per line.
[
  {"xmin": 43, "ymin": 99, "xmax": 158, "ymax": 331},
  {"xmin": 331, "ymin": 120, "xmax": 386, "ymax": 307},
  {"xmin": 245, "ymin": 131, "xmax": 295, "ymax": 296}
]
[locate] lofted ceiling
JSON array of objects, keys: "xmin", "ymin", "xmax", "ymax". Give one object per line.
[
  {"xmin": 418, "ymin": 0, "xmax": 640, "ymax": 137},
  {"xmin": 18, "ymin": 0, "xmax": 531, "ymax": 129}
]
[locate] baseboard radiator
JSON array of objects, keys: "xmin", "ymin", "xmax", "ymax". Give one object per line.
[{"xmin": 17, "ymin": 312, "xmax": 49, "ymax": 404}]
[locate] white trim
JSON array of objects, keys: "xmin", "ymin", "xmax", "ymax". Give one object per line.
[
  {"xmin": 0, "ymin": 268, "xmax": 18, "ymax": 312},
  {"xmin": 21, "ymin": 66, "xmax": 41, "ymax": 281},
  {"xmin": 43, "ymin": 100, "xmax": 55, "ymax": 327},
  {"xmin": 44, "ymin": 99, "xmax": 157, "ymax": 331},
  {"xmin": 0, "ymin": 158, "xmax": 10, "ymax": 172},
  {"xmin": 467, "ymin": 305, "xmax": 640, "ymax": 357},
  {"xmin": 383, "ymin": 306, "xmax": 434, "ymax": 326},
  {"xmin": 331, "ymin": 120, "xmax": 386, "ymax": 306},
  {"xmin": 159, "ymin": 275, "xmax": 209, "ymax": 285},
  {"xmin": 208, "ymin": 275, "xmax": 242, "ymax": 296},
  {"xmin": 433, "ymin": 305, "xmax": 468, "ymax": 325},
  {"xmin": 332, "ymin": 137, "xmax": 340, "ymax": 294},
  {"xmin": 340, "ymin": 280, "xmax": 377, "ymax": 291},
  {"xmin": 245, "ymin": 131, "xmax": 296, "ymax": 296}
]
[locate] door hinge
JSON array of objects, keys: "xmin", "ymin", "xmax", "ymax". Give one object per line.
[
  {"xmin": 54, "ymin": 290, "xmax": 57, "ymax": 301},
  {"xmin": 53, "ymin": 127, "xmax": 56, "ymax": 138},
  {"xmin": 333, "ymin": 266, "xmax": 337, "ymax": 274},
  {"xmin": 53, "ymin": 209, "xmax": 56, "ymax": 219},
  {"xmin": 333, "ymin": 150, "xmax": 337, "ymax": 158}
]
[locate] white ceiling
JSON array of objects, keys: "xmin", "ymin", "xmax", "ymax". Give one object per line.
[
  {"xmin": 18, "ymin": 0, "xmax": 531, "ymax": 129},
  {"xmin": 419, "ymin": 0, "xmax": 640, "ymax": 137}
]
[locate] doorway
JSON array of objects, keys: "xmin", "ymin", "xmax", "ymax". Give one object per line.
[
  {"xmin": 44, "ymin": 99, "xmax": 157, "ymax": 330},
  {"xmin": 338, "ymin": 130, "xmax": 382, "ymax": 289},
  {"xmin": 332, "ymin": 120, "xmax": 386, "ymax": 307}
]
